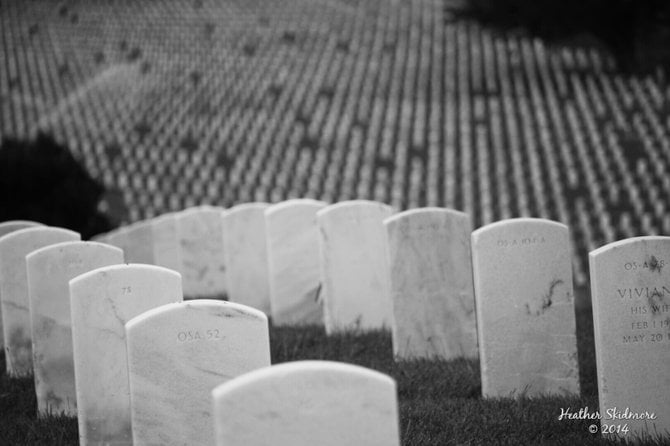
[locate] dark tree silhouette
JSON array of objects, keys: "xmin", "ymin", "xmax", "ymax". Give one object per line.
[{"xmin": 0, "ymin": 133, "xmax": 112, "ymax": 239}]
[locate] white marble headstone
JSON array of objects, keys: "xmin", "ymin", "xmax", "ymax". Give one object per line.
[
  {"xmin": 265, "ymin": 199, "xmax": 327, "ymax": 325},
  {"xmin": 317, "ymin": 200, "xmax": 394, "ymax": 333},
  {"xmin": 0, "ymin": 226, "xmax": 80, "ymax": 376},
  {"xmin": 589, "ymin": 237, "xmax": 670, "ymax": 439},
  {"xmin": 176, "ymin": 206, "xmax": 227, "ymax": 299},
  {"xmin": 212, "ymin": 360, "xmax": 401, "ymax": 446},
  {"xmin": 385, "ymin": 208, "xmax": 478, "ymax": 360},
  {"xmin": 222, "ymin": 203, "xmax": 271, "ymax": 314},
  {"xmin": 70, "ymin": 264, "xmax": 183, "ymax": 445},
  {"xmin": 123, "ymin": 220, "xmax": 155, "ymax": 264},
  {"xmin": 105, "ymin": 226, "xmax": 130, "ymax": 254},
  {"xmin": 126, "ymin": 300, "xmax": 271, "ymax": 446},
  {"xmin": 0, "ymin": 220, "xmax": 43, "ymax": 348},
  {"xmin": 152, "ymin": 212, "xmax": 182, "ymax": 273},
  {"xmin": 27, "ymin": 241, "xmax": 124, "ymax": 416},
  {"xmin": 472, "ymin": 218, "xmax": 580, "ymax": 398}
]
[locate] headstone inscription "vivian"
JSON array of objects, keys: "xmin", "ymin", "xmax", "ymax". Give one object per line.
[
  {"xmin": 265, "ymin": 199, "xmax": 327, "ymax": 325},
  {"xmin": 176, "ymin": 206, "xmax": 227, "ymax": 299},
  {"xmin": 0, "ymin": 226, "xmax": 80, "ymax": 376},
  {"xmin": 589, "ymin": 236, "xmax": 670, "ymax": 439},
  {"xmin": 317, "ymin": 200, "xmax": 394, "ymax": 333},
  {"xmin": 212, "ymin": 361, "xmax": 401, "ymax": 446},
  {"xmin": 70, "ymin": 264, "xmax": 183, "ymax": 446},
  {"xmin": 385, "ymin": 208, "xmax": 478, "ymax": 360},
  {"xmin": 0, "ymin": 220, "xmax": 43, "ymax": 348},
  {"xmin": 27, "ymin": 241, "xmax": 124, "ymax": 416},
  {"xmin": 126, "ymin": 300, "xmax": 271, "ymax": 446},
  {"xmin": 222, "ymin": 203, "xmax": 271, "ymax": 314},
  {"xmin": 471, "ymin": 218, "xmax": 580, "ymax": 397}
]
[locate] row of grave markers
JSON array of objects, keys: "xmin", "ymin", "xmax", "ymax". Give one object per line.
[
  {"xmin": 0, "ymin": 225, "xmax": 399, "ymax": 445},
  {"xmin": 0, "ymin": 199, "xmax": 668, "ymax": 441}
]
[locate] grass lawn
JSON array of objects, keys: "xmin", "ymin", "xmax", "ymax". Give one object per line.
[{"xmin": 0, "ymin": 290, "xmax": 667, "ymax": 445}]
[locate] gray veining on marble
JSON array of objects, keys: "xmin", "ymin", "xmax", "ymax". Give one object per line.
[
  {"xmin": 0, "ymin": 220, "xmax": 43, "ymax": 349},
  {"xmin": 176, "ymin": 206, "xmax": 227, "ymax": 299},
  {"xmin": 0, "ymin": 227, "xmax": 80, "ymax": 376},
  {"xmin": 385, "ymin": 208, "xmax": 478, "ymax": 360},
  {"xmin": 317, "ymin": 200, "xmax": 394, "ymax": 333},
  {"xmin": 70, "ymin": 264, "xmax": 183, "ymax": 446},
  {"xmin": 222, "ymin": 203, "xmax": 271, "ymax": 314},
  {"xmin": 472, "ymin": 218, "xmax": 579, "ymax": 398},
  {"xmin": 126, "ymin": 300, "xmax": 270, "ymax": 446},
  {"xmin": 27, "ymin": 241, "xmax": 123, "ymax": 416},
  {"xmin": 265, "ymin": 199, "xmax": 327, "ymax": 325}
]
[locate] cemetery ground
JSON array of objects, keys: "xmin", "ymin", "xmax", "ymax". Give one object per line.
[{"xmin": 0, "ymin": 288, "xmax": 665, "ymax": 445}]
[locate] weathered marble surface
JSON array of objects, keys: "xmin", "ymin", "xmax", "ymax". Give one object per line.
[
  {"xmin": 105, "ymin": 227, "xmax": 130, "ymax": 255},
  {"xmin": 126, "ymin": 300, "xmax": 270, "ymax": 446},
  {"xmin": 471, "ymin": 218, "xmax": 580, "ymax": 398},
  {"xmin": 265, "ymin": 199, "xmax": 327, "ymax": 325},
  {"xmin": 212, "ymin": 361, "xmax": 400, "ymax": 446},
  {"xmin": 27, "ymin": 242, "xmax": 123, "ymax": 416},
  {"xmin": 176, "ymin": 206, "xmax": 227, "ymax": 299},
  {"xmin": 589, "ymin": 237, "xmax": 670, "ymax": 439},
  {"xmin": 0, "ymin": 227, "xmax": 80, "ymax": 376},
  {"xmin": 222, "ymin": 203, "xmax": 271, "ymax": 314},
  {"xmin": 123, "ymin": 220, "xmax": 154, "ymax": 264},
  {"xmin": 385, "ymin": 208, "xmax": 478, "ymax": 360},
  {"xmin": 317, "ymin": 200, "xmax": 394, "ymax": 333},
  {"xmin": 70, "ymin": 264, "xmax": 182, "ymax": 446},
  {"xmin": 152, "ymin": 212, "xmax": 182, "ymax": 273},
  {"xmin": 0, "ymin": 220, "xmax": 43, "ymax": 348}
]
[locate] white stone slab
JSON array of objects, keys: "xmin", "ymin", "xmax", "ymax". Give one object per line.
[
  {"xmin": 152, "ymin": 212, "xmax": 182, "ymax": 273},
  {"xmin": 126, "ymin": 300, "xmax": 270, "ymax": 446},
  {"xmin": 176, "ymin": 206, "xmax": 227, "ymax": 299},
  {"xmin": 124, "ymin": 220, "xmax": 155, "ymax": 264},
  {"xmin": 589, "ymin": 237, "xmax": 670, "ymax": 439},
  {"xmin": 0, "ymin": 227, "xmax": 80, "ymax": 376},
  {"xmin": 212, "ymin": 361, "xmax": 400, "ymax": 446},
  {"xmin": 385, "ymin": 208, "xmax": 478, "ymax": 360},
  {"xmin": 105, "ymin": 226, "xmax": 130, "ymax": 254},
  {"xmin": 0, "ymin": 220, "xmax": 43, "ymax": 349},
  {"xmin": 265, "ymin": 199, "xmax": 327, "ymax": 325},
  {"xmin": 26, "ymin": 241, "xmax": 124, "ymax": 416},
  {"xmin": 0, "ymin": 220, "xmax": 43, "ymax": 236},
  {"xmin": 317, "ymin": 200, "xmax": 394, "ymax": 333},
  {"xmin": 70, "ymin": 264, "xmax": 183, "ymax": 445},
  {"xmin": 222, "ymin": 203, "xmax": 271, "ymax": 314},
  {"xmin": 471, "ymin": 218, "xmax": 580, "ymax": 398}
]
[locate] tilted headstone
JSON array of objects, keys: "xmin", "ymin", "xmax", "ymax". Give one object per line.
[
  {"xmin": 152, "ymin": 212, "xmax": 182, "ymax": 273},
  {"xmin": 0, "ymin": 227, "xmax": 80, "ymax": 376},
  {"xmin": 27, "ymin": 241, "xmax": 124, "ymax": 416},
  {"xmin": 222, "ymin": 203, "xmax": 271, "ymax": 314},
  {"xmin": 589, "ymin": 237, "xmax": 670, "ymax": 439},
  {"xmin": 126, "ymin": 300, "xmax": 271, "ymax": 446},
  {"xmin": 70, "ymin": 264, "xmax": 183, "ymax": 445},
  {"xmin": 471, "ymin": 218, "xmax": 580, "ymax": 397},
  {"xmin": 265, "ymin": 199, "xmax": 327, "ymax": 325},
  {"xmin": 176, "ymin": 206, "xmax": 227, "ymax": 299},
  {"xmin": 123, "ymin": 220, "xmax": 155, "ymax": 264},
  {"xmin": 385, "ymin": 208, "xmax": 478, "ymax": 359},
  {"xmin": 0, "ymin": 220, "xmax": 43, "ymax": 348},
  {"xmin": 212, "ymin": 361, "xmax": 401, "ymax": 446},
  {"xmin": 317, "ymin": 200, "xmax": 394, "ymax": 333}
]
